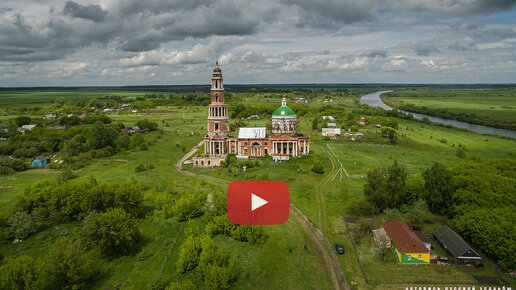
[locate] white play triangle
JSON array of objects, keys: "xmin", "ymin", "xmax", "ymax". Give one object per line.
[{"xmin": 251, "ymin": 193, "xmax": 268, "ymax": 211}]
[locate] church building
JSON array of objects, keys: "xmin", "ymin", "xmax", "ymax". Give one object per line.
[{"xmin": 192, "ymin": 62, "xmax": 309, "ymax": 168}]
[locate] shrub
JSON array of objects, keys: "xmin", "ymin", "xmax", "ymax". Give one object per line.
[
  {"xmin": 0, "ymin": 166, "xmax": 13, "ymax": 175},
  {"xmin": 456, "ymin": 147, "xmax": 466, "ymax": 158},
  {"xmin": 0, "ymin": 255, "xmax": 40, "ymax": 289},
  {"xmin": 82, "ymin": 208, "xmax": 141, "ymax": 256},
  {"xmin": 7, "ymin": 211, "xmax": 48, "ymax": 240},
  {"xmin": 345, "ymin": 199, "xmax": 373, "ymax": 216},
  {"xmin": 230, "ymin": 225, "xmax": 267, "ymax": 244},
  {"xmin": 174, "ymin": 194, "xmax": 204, "ymax": 222},
  {"xmin": 139, "ymin": 142, "xmax": 148, "ymax": 151},
  {"xmin": 311, "ymin": 159, "xmax": 324, "ymax": 174},
  {"xmin": 439, "ymin": 138, "xmax": 447, "ymax": 143},
  {"xmin": 135, "ymin": 163, "xmax": 146, "ymax": 172},
  {"xmin": 41, "ymin": 237, "xmax": 93, "ymax": 289}
]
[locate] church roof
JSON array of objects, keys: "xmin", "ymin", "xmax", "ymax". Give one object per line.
[
  {"xmin": 273, "ymin": 106, "xmax": 296, "ymax": 117},
  {"xmin": 238, "ymin": 127, "xmax": 267, "ymax": 139},
  {"xmin": 273, "ymin": 97, "xmax": 296, "ymax": 117}
]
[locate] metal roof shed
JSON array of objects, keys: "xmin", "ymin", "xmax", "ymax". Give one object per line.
[{"xmin": 434, "ymin": 226, "xmax": 482, "ymax": 264}]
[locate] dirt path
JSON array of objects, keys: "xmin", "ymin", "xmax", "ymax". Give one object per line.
[{"xmin": 175, "ymin": 142, "xmax": 349, "ymax": 290}]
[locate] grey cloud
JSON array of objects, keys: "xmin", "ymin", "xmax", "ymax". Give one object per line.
[
  {"xmin": 63, "ymin": 1, "xmax": 107, "ymax": 22},
  {"xmin": 414, "ymin": 45, "xmax": 440, "ymax": 56},
  {"xmin": 362, "ymin": 49, "xmax": 388, "ymax": 58},
  {"xmin": 282, "ymin": 0, "xmax": 378, "ymax": 29},
  {"xmin": 448, "ymin": 40, "xmax": 478, "ymax": 51},
  {"xmin": 118, "ymin": 0, "xmax": 212, "ymax": 15}
]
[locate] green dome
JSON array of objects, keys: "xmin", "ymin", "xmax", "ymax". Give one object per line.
[{"xmin": 273, "ymin": 106, "xmax": 296, "ymax": 117}]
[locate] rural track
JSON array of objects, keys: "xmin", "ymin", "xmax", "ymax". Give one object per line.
[{"xmin": 175, "ymin": 141, "xmax": 350, "ymax": 290}]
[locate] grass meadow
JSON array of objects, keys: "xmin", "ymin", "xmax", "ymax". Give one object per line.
[{"xmin": 384, "ymin": 88, "xmax": 516, "ymax": 122}]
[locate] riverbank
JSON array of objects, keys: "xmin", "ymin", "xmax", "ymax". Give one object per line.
[{"xmin": 381, "ymin": 90, "xmax": 516, "ymax": 131}]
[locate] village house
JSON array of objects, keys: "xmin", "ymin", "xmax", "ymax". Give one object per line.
[
  {"xmin": 357, "ymin": 119, "xmax": 366, "ymax": 125},
  {"xmin": 31, "ymin": 156, "xmax": 49, "ymax": 167},
  {"xmin": 326, "ymin": 122, "xmax": 337, "ymax": 128},
  {"xmin": 382, "ymin": 220, "xmax": 430, "ymax": 264},
  {"xmin": 322, "ymin": 116, "xmax": 335, "ymax": 121},
  {"xmin": 322, "ymin": 128, "xmax": 341, "ymax": 138},
  {"xmin": 19, "ymin": 124, "xmax": 36, "ymax": 132}
]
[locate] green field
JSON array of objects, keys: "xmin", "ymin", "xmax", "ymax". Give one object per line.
[
  {"xmin": 382, "ymin": 88, "xmax": 516, "ymax": 130},
  {"xmin": 1, "ymin": 87, "xmax": 515, "ymax": 289},
  {"xmin": 0, "ymin": 89, "xmax": 154, "ymax": 105}
]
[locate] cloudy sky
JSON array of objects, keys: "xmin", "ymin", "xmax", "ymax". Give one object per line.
[{"xmin": 1, "ymin": 0, "xmax": 516, "ymax": 86}]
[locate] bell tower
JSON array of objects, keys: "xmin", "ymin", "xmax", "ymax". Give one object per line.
[{"xmin": 205, "ymin": 61, "xmax": 229, "ymax": 154}]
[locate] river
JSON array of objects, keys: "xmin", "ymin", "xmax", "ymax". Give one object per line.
[{"xmin": 360, "ymin": 91, "xmax": 516, "ymax": 138}]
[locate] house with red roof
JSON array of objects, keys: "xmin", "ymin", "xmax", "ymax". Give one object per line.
[{"xmin": 382, "ymin": 220, "xmax": 430, "ymax": 264}]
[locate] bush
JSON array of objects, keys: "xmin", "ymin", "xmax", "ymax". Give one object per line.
[
  {"xmin": 0, "ymin": 166, "xmax": 13, "ymax": 175},
  {"xmin": 456, "ymin": 147, "xmax": 466, "ymax": 158},
  {"xmin": 135, "ymin": 163, "xmax": 146, "ymax": 172},
  {"xmin": 7, "ymin": 211, "xmax": 48, "ymax": 240},
  {"xmin": 41, "ymin": 237, "xmax": 93, "ymax": 289},
  {"xmin": 230, "ymin": 225, "xmax": 267, "ymax": 244},
  {"xmin": 311, "ymin": 159, "xmax": 324, "ymax": 174},
  {"xmin": 345, "ymin": 199, "xmax": 373, "ymax": 216},
  {"xmin": 83, "ymin": 208, "xmax": 141, "ymax": 256},
  {"xmin": 135, "ymin": 119, "xmax": 158, "ymax": 131},
  {"xmin": 166, "ymin": 280, "xmax": 196, "ymax": 290},
  {"xmin": 174, "ymin": 194, "xmax": 204, "ymax": 222},
  {"xmin": 18, "ymin": 179, "xmax": 144, "ymax": 220},
  {"xmin": 10, "ymin": 159, "xmax": 27, "ymax": 172},
  {"xmin": 177, "ymin": 233, "xmax": 205, "ymax": 273},
  {"xmin": 439, "ymin": 138, "xmax": 447, "ymax": 143},
  {"xmin": 0, "ymin": 255, "xmax": 40, "ymax": 289},
  {"xmin": 139, "ymin": 142, "xmax": 148, "ymax": 151}
]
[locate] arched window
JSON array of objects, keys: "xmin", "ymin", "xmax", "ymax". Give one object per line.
[{"xmin": 215, "ymin": 94, "xmax": 219, "ymax": 102}]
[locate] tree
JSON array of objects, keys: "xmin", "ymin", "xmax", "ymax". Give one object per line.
[
  {"xmin": 87, "ymin": 121, "xmax": 118, "ymax": 150},
  {"xmin": 381, "ymin": 208, "xmax": 402, "ymax": 223},
  {"xmin": 384, "ymin": 160, "xmax": 408, "ymax": 208},
  {"xmin": 83, "ymin": 208, "xmax": 140, "ymax": 256},
  {"xmin": 40, "ymin": 238, "xmax": 93, "ymax": 290},
  {"xmin": 422, "ymin": 162, "xmax": 454, "ymax": 215},
  {"xmin": 311, "ymin": 117, "xmax": 319, "ymax": 131},
  {"xmin": 135, "ymin": 119, "xmax": 158, "ymax": 131},
  {"xmin": 364, "ymin": 167, "xmax": 387, "ymax": 211},
  {"xmin": 370, "ymin": 232, "xmax": 390, "ymax": 261},
  {"xmin": 0, "ymin": 255, "xmax": 40, "ymax": 290},
  {"xmin": 404, "ymin": 199, "xmax": 431, "ymax": 230},
  {"xmin": 14, "ymin": 116, "xmax": 32, "ymax": 127}
]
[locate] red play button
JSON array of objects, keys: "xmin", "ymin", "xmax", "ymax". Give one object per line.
[{"xmin": 227, "ymin": 181, "xmax": 289, "ymax": 225}]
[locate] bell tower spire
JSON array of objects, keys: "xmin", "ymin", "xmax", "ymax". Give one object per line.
[{"xmin": 205, "ymin": 62, "xmax": 229, "ymax": 154}]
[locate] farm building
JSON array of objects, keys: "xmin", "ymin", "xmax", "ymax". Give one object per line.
[
  {"xmin": 434, "ymin": 226, "xmax": 482, "ymax": 265},
  {"xmin": 382, "ymin": 220, "xmax": 430, "ymax": 264},
  {"xmin": 326, "ymin": 123, "xmax": 337, "ymax": 128},
  {"xmin": 322, "ymin": 128, "xmax": 341, "ymax": 138},
  {"xmin": 414, "ymin": 231, "xmax": 433, "ymax": 251},
  {"xmin": 31, "ymin": 156, "xmax": 49, "ymax": 167}
]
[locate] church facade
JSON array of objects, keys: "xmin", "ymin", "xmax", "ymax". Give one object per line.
[{"xmin": 192, "ymin": 63, "xmax": 309, "ymax": 168}]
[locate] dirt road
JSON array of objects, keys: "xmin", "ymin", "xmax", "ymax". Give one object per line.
[{"xmin": 175, "ymin": 142, "xmax": 349, "ymax": 290}]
